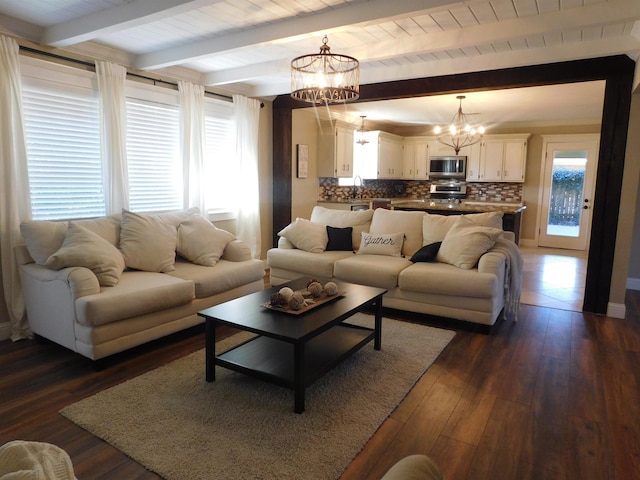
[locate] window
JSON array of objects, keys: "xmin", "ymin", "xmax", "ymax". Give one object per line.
[
  {"xmin": 22, "ymin": 83, "xmax": 105, "ymax": 220},
  {"xmin": 203, "ymin": 98, "xmax": 236, "ymax": 213},
  {"xmin": 126, "ymin": 99, "xmax": 182, "ymax": 212}
]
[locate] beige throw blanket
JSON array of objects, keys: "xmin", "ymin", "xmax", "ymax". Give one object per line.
[{"xmin": 491, "ymin": 237, "xmax": 524, "ymax": 321}]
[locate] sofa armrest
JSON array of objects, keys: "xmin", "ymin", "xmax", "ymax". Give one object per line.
[
  {"xmin": 20, "ymin": 264, "xmax": 101, "ymax": 300},
  {"xmin": 477, "ymin": 251, "xmax": 506, "ymax": 276},
  {"xmin": 277, "ymin": 237, "xmax": 295, "ymax": 249},
  {"xmin": 221, "ymin": 239, "xmax": 252, "ymax": 262}
]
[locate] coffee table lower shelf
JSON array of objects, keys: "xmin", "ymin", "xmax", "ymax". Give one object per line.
[{"xmin": 214, "ymin": 323, "xmax": 375, "ymax": 412}]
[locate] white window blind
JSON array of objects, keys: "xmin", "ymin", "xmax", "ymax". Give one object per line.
[
  {"xmin": 126, "ymin": 100, "xmax": 182, "ymax": 213},
  {"xmin": 204, "ymin": 99, "xmax": 236, "ymax": 213},
  {"xmin": 22, "ymin": 85, "xmax": 105, "ymax": 220}
]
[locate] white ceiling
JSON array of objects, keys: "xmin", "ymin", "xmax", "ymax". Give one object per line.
[{"xmin": 0, "ymin": 0, "xmax": 637, "ymax": 127}]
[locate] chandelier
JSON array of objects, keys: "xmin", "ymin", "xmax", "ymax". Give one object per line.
[
  {"xmin": 433, "ymin": 95, "xmax": 485, "ymax": 154},
  {"xmin": 291, "ymin": 35, "xmax": 359, "ymax": 104},
  {"xmin": 356, "ymin": 115, "xmax": 369, "ymax": 145}
]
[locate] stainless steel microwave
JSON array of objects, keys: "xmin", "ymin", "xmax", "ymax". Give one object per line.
[{"xmin": 428, "ymin": 155, "xmax": 467, "ymax": 179}]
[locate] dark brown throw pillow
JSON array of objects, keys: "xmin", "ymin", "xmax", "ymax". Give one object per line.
[
  {"xmin": 410, "ymin": 242, "xmax": 442, "ymax": 262},
  {"xmin": 326, "ymin": 226, "xmax": 353, "ymax": 251}
]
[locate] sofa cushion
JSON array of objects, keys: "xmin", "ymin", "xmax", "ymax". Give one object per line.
[
  {"xmin": 357, "ymin": 232, "xmax": 404, "ymax": 257},
  {"xmin": 369, "ymin": 208, "xmax": 424, "ymax": 257},
  {"xmin": 422, "ymin": 211, "xmax": 504, "ymax": 246},
  {"xmin": 399, "ymin": 261, "xmax": 501, "ymax": 298},
  {"xmin": 409, "ymin": 242, "xmax": 442, "ymax": 263},
  {"xmin": 119, "ymin": 209, "xmax": 177, "ymax": 273},
  {"xmin": 74, "ymin": 271, "xmax": 194, "ymax": 327},
  {"xmin": 167, "ymin": 258, "xmax": 265, "ymax": 298},
  {"xmin": 44, "ymin": 222, "xmax": 125, "ymax": 287},
  {"xmin": 177, "ymin": 214, "xmax": 235, "ymax": 266},
  {"xmin": 436, "ymin": 216, "xmax": 503, "ymax": 269},
  {"xmin": 278, "ymin": 218, "xmax": 328, "ymax": 253},
  {"xmin": 326, "ymin": 226, "xmax": 353, "ymax": 251},
  {"xmin": 334, "ymin": 254, "xmax": 411, "ymax": 290},
  {"xmin": 267, "ymin": 248, "xmax": 353, "ymax": 279},
  {"xmin": 310, "ymin": 206, "xmax": 373, "ymax": 250}
]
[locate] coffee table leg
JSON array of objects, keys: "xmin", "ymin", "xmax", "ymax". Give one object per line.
[
  {"xmin": 205, "ymin": 318, "xmax": 216, "ymax": 382},
  {"xmin": 374, "ymin": 294, "xmax": 383, "ymax": 350},
  {"xmin": 294, "ymin": 342, "xmax": 305, "ymax": 413}
]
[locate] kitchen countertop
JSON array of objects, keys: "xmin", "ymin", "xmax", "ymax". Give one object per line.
[{"xmin": 392, "ymin": 199, "xmax": 526, "ymax": 214}]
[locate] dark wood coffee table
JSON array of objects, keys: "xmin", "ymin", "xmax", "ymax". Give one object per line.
[{"xmin": 198, "ymin": 277, "xmax": 387, "ymax": 413}]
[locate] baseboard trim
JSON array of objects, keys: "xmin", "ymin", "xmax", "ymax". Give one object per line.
[
  {"xmin": 0, "ymin": 321, "xmax": 12, "ymax": 341},
  {"xmin": 607, "ymin": 302, "xmax": 626, "ymax": 319},
  {"xmin": 626, "ymin": 277, "xmax": 640, "ymax": 290}
]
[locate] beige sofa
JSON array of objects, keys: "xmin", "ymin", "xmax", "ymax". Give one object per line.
[
  {"xmin": 16, "ymin": 208, "xmax": 265, "ymax": 361},
  {"xmin": 267, "ymin": 206, "xmax": 522, "ymax": 328}
]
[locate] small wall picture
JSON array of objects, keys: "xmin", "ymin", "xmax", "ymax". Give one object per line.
[{"xmin": 297, "ymin": 144, "xmax": 308, "ymax": 178}]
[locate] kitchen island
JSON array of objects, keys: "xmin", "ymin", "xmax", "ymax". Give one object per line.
[{"xmin": 393, "ymin": 199, "xmax": 526, "ymax": 244}]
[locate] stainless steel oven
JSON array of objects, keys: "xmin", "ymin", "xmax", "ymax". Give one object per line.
[
  {"xmin": 428, "ymin": 155, "xmax": 467, "ymax": 179},
  {"xmin": 429, "ymin": 181, "xmax": 467, "ymax": 199}
]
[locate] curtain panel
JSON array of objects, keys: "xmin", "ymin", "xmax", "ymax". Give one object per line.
[{"xmin": 179, "ymin": 81, "xmax": 206, "ymax": 214}]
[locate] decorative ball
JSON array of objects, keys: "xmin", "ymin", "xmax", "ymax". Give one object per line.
[
  {"xmin": 324, "ymin": 281, "xmax": 339, "ymax": 296},
  {"xmin": 269, "ymin": 292, "xmax": 287, "ymax": 307},
  {"xmin": 307, "ymin": 281, "xmax": 323, "ymax": 297},
  {"xmin": 278, "ymin": 287, "xmax": 294, "ymax": 302},
  {"xmin": 288, "ymin": 292, "xmax": 306, "ymax": 310},
  {"xmin": 307, "ymin": 279, "xmax": 321, "ymax": 288}
]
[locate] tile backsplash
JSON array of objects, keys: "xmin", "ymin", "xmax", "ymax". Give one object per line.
[{"xmin": 318, "ymin": 178, "xmax": 523, "ymax": 203}]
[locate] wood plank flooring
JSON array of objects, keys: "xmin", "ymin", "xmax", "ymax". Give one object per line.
[{"xmin": 2, "ymin": 292, "xmax": 640, "ymax": 479}]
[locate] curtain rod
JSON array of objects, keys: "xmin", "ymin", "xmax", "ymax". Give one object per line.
[{"xmin": 18, "ymin": 45, "xmax": 234, "ymax": 102}]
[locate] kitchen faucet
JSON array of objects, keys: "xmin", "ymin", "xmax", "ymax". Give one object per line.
[{"xmin": 352, "ymin": 175, "xmax": 363, "ymax": 199}]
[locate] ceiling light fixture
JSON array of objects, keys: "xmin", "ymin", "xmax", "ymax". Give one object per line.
[
  {"xmin": 290, "ymin": 35, "xmax": 359, "ymax": 104},
  {"xmin": 433, "ymin": 95, "xmax": 485, "ymax": 154},
  {"xmin": 356, "ymin": 115, "xmax": 369, "ymax": 145}
]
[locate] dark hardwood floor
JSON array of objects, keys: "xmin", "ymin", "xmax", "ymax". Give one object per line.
[{"xmin": 2, "ymin": 290, "xmax": 640, "ymax": 479}]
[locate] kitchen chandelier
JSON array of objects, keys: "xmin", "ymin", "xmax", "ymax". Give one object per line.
[
  {"xmin": 433, "ymin": 95, "xmax": 486, "ymax": 154},
  {"xmin": 290, "ymin": 35, "xmax": 359, "ymax": 104},
  {"xmin": 356, "ymin": 115, "xmax": 369, "ymax": 145}
]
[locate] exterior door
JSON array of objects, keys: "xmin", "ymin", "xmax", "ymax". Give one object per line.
[{"xmin": 538, "ymin": 136, "xmax": 599, "ymax": 250}]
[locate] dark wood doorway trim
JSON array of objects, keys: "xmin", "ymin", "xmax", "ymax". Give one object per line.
[{"xmin": 272, "ymin": 55, "xmax": 635, "ymax": 315}]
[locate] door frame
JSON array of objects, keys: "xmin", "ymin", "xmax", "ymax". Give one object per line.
[{"xmin": 535, "ymin": 134, "xmax": 601, "ymax": 250}]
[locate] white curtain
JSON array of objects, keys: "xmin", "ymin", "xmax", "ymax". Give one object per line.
[
  {"xmin": 0, "ymin": 35, "xmax": 32, "ymax": 340},
  {"xmin": 178, "ymin": 81, "xmax": 206, "ymax": 213},
  {"xmin": 233, "ymin": 95, "xmax": 261, "ymax": 258},
  {"xmin": 96, "ymin": 60, "xmax": 129, "ymax": 214}
]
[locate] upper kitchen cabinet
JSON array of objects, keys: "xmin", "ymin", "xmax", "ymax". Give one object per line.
[
  {"xmin": 318, "ymin": 123, "xmax": 354, "ymax": 178},
  {"xmin": 361, "ymin": 131, "xmax": 404, "ymax": 179},
  {"xmin": 402, "ymin": 136, "xmax": 430, "ymax": 180},
  {"xmin": 474, "ymin": 134, "xmax": 530, "ymax": 182}
]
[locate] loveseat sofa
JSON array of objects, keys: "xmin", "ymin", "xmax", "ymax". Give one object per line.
[
  {"xmin": 16, "ymin": 208, "xmax": 265, "ymax": 361},
  {"xmin": 267, "ymin": 206, "xmax": 522, "ymax": 327}
]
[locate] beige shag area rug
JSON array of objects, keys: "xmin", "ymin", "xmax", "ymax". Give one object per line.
[{"xmin": 61, "ymin": 314, "xmax": 455, "ymax": 480}]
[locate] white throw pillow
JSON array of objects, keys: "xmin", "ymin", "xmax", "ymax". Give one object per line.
[
  {"xmin": 119, "ymin": 209, "xmax": 177, "ymax": 273},
  {"xmin": 277, "ymin": 218, "xmax": 328, "ymax": 253},
  {"xmin": 177, "ymin": 214, "xmax": 235, "ymax": 266},
  {"xmin": 45, "ymin": 222, "xmax": 125, "ymax": 286},
  {"xmin": 357, "ymin": 232, "xmax": 404, "ymax": 257},
  {"xmin": 436, "ymin": 216, "xmax": 503, "ymax": 269},
  {"xmin": 20, "ymin": 221, "xmax": 68, "ymax": 265}
]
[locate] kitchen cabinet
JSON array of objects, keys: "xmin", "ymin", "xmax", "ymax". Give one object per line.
[
  {"xmin": 318, "ymin": 123, "xmax": 354, "ymax": 178},
  {"xmin": 474, "ymin": 134, "xmax": 530, "ymax": 182},
  {"xmin": 361, "ymin": 131, "xmax": 403, "ymax": 179},
  {"xmin": 402, "ymin": 136, "xmax": 430, "ymax": 179}
]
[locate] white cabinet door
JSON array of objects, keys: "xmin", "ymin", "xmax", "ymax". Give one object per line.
[
  {"xmin": 402, "ymin": 137, "xmax": 429, "ymax": 179},
  {"xmin": 377, "ymin": 133, "xmax": 403, "ymax": 178},
  {"xmin": 462, "ymin": 142, "xmax": 482, "ymax": 181},
  {"xmin": 502, "ymin": 139, "xmax": 527, "ymax": 182},
  {"xmin": 318, "ymin": 124, "xmax": 354, "ymax": 178},
  {"xmin": 335, "ymin": 126, "xmax": 354, "ymax": 177},
  {"xmin": 479, "ymin": 139, "xmax": 504, "ymax": 181}
]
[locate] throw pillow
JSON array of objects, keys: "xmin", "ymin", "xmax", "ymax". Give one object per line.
[
  {"xmin": 436, "ymin": 216, "xmax": 503, "ymax": 269},
  {"xmin": 357, "ymin": 232, "xmax": 404, "ymax": 257},
  {"xmin": 177, "ymin": 214, "xmax": 235, "ymax": 266},
  {"xmin": 20, "ymin": 221, "xmax": 68, "ymax": 265},
  {"xmin": 369, "ymin": 208, "xmax": 424, "ymax": 257},
  {"xmin": 409, "ymin": 242, "xmax": 442, "ymax": 263},
  {"xmin": 310, "ymin": 206, "xmax": 373, "ymax": 250},
  {"xmin": 45, "ymin": 222, "xmax": 125, "ymax": 286},
  {"xmin": 119, "ymin": 209, "xmax": 177, "ymax": 273},
  {"xmin": 326, "ymin": 226, "xmax": 353, "ymax": 251},
  {"xmin": 422, "ymin": 211, "xmax": 504, "ymax": 246},
  {"xmin": 277, "ymin": 218, "xmax": 328, "ymax": 253}
]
